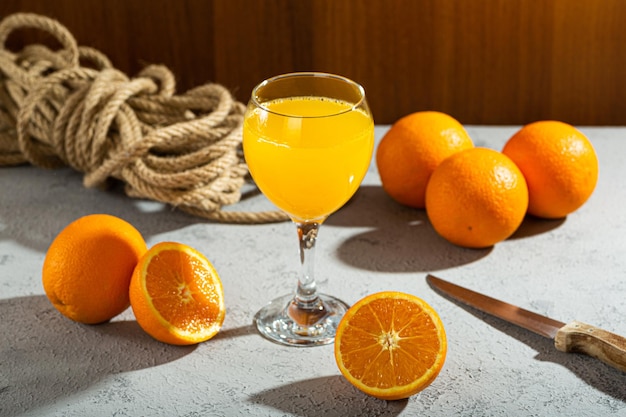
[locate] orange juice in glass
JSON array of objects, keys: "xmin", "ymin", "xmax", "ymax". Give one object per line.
[
  {"xmin": 243, "ymin": 73, "xmax": 374, "ymax": 346},
  {"xmin": 244, "ymin": 96, "xmax": 373, "ymax": 222}
]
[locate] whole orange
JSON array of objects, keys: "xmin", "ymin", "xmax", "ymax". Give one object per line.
[
  {"xmin": 376, "ymin": 111, "xmax": 474, "ymax": 208},
  {"xmin": 42, "ymin": 214, "xmax": 147, "ymax": 324},
  {"xmin": 502, "ymin": 121, "xmax": 599, "ymax": 219},
  {"xmin": 425, "ymin": 147, "xmax": 528, "ymax": 248}
]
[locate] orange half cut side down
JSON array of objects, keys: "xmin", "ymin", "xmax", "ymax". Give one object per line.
[{"xmin": 334, "ymin": 291, "xmax": 447, "ymax": 400}]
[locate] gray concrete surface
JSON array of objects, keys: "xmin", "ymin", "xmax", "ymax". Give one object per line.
[{"xmin": 1, "ymin": 126, "xmax": 625, "ymax": 416}]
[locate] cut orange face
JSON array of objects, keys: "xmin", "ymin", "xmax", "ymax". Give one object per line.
[
  {"xmin": 129, "ymin": 242, "xmax": 226, "ymax": 345},
  {"xmin": 334, "ymin": 291, "xmax": 447, "ymax": 400}
]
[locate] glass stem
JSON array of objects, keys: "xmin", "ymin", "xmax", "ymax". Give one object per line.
[{"xmin": 294, "ymin": 222, "xmax": 323, "ymax": 310}]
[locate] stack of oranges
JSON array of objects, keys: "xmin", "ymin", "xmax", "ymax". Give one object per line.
[{"xmin": 377, "ymin": 111, "xmax": 599, "ymax": 248}]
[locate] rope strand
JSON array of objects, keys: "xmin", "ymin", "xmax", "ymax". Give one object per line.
[{"xmin": 0, "ymin": 13, "xmax": 288, "ymax": 224}]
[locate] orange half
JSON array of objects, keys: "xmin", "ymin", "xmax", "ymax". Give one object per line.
[
  {"xmin": 129, "ymin": 242, "xmax": 226, "ymax": 345},
  {"xmin": 334, "ymin": 291, "xmax": 447, "ymax": 400}
]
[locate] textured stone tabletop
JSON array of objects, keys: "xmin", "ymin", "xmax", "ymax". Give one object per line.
[{"xmin": 1, "ymin": 126, "xmax": 625, "ymax": 416}]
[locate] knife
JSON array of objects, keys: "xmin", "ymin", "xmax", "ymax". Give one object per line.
[{"xmin": 426, "ymin": 274, "xmax": 626, "ymax": 373}]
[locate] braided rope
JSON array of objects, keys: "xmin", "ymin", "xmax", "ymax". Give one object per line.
[{"xmin": 0, "ymin": 13, "xmax": 288, "ymax": 224}]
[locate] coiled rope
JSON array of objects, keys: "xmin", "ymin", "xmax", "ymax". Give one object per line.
[{"xmin": 0, "ymin": 13, "xmax": 288, "ymax": 223}]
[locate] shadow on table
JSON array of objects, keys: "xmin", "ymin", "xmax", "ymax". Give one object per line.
[
  {"xmin": 509, "ymin": 215, "xmax": 566, "ymax": 239},
  {"xmin": 248, "ymin": 375, "xmax": 407, "ymax": 417},
  {"xmin": 0, "ymin": 166, "xmax": 241, "ymax": 253},
  {"xmin": 328, "ymin": 186, "xmax": 490, "ymax": 272},
  {"xmin": 0, "ymin": 295, "xmax": 194, "ymax": 417},
  {"xmin": 213, "ymin": 323, "xmax": 258, "ymax": 340},
  {"xmin": 328, "ymin": 185, "xmax": 566, "ymax": 273},
  {"xmin": 427, "ymin": 280, "xmax": 626, "ymax": 402}
]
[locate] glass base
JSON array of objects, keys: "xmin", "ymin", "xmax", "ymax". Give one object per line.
[{"xmin": 254, "ymin": 293, "xmax": 349, "ymax": 347}]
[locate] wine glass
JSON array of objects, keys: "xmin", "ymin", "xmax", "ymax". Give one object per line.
[{"xmin": 242, "ymin": 72, "xmax": 374, "ymax": 346}]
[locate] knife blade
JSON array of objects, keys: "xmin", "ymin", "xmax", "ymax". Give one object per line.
[{"xmin": 426, "ymin": 274, "xmax": 626, "ymax": 373}]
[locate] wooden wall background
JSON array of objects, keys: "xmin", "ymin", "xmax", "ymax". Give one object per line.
[{"xmin": 1, "ymin": 0, "xmax": 625, "ymax": 125}]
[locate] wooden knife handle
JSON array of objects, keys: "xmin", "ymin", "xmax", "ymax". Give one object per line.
[{"xmin": 554, "ymin": 321, "xmax": 626, "ymax": 372}]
